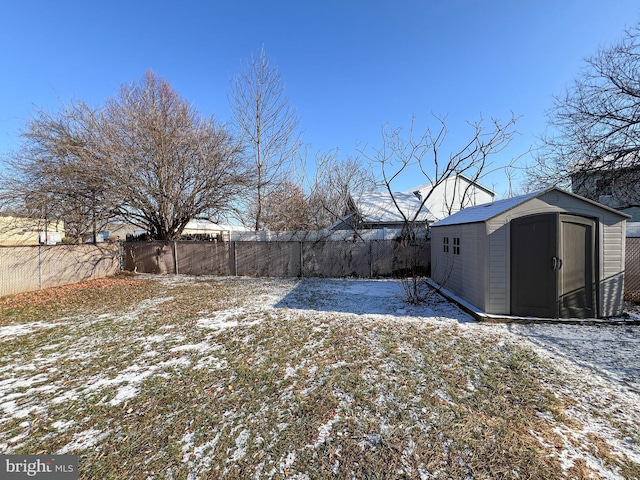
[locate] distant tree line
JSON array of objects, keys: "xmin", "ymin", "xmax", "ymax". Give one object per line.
[{"xmin": 1, "ymin": 48, "xmax": 517, "ymax": 244}]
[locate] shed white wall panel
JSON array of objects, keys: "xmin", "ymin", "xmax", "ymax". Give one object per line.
[
  {"xmin": 599, "ymin": 216, "xmax": 626, "ymax": 316},
  {"xmin": 485, "ymin": 220, "xmax": 509, "ymax": 314}
]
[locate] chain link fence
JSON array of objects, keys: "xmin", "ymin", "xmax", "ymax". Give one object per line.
[
  {"xmin": 624, "ymin": 238, "xmax": 640, "ymax": 302},
  {"xmin": 123, "ymin": 240, "xmax": 431, "ymax": 278},
  {"xmin": 0, "ymin": 243, "xmax": 122, "ymax": 297}
]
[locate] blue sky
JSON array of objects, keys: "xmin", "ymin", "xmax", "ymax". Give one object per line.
[{"xmin": 1, "ymin": 1, "xmax": 639, "ymax": 197}]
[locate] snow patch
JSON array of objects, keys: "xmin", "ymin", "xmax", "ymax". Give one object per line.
[
  {"xmin": 230, "ymin": 429, "xmax": 250, "ymax": 462},
  {"xmin": 0, "ymin": 322, "xmax": 56, "ymax": 341},
  {"xmin": 57, "ymin": 428, "xmax": 109, "ymax": 453}
]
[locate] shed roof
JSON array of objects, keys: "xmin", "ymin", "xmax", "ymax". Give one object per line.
[
  {"xmin": 354, "ymin": 192, "xmax": 436, "ymax": 224},
  {"xmin": 431, "ymin": 187, "xmax": 629, "ymax": 227}
]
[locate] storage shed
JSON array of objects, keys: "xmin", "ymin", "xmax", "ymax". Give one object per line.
[{"xmin": 430, "ymin": 187, "xmax": 629, "ymax": 319}]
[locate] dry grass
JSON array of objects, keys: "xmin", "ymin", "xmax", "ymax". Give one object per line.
[
  {"xmin": 0, "ymin": 273, "xmax": 157, "ymax": 324},
  {"xmin": 0, "ymin": 275, "xmax": 637, "ymax": 479}
]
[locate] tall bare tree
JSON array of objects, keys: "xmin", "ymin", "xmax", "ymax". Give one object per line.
[
  {"xmin": 365, "ymin": 114, "xmax": 516, "ymax": 239},
  {"xmin": 1, "ymin": 102, "xmax": 113, "ymax": 242},
  {"xmin": 1, "ymin": 71, "xmax": 247, "ymax": 241},
  {"xmin": 102, "ymin": 72, "xmax": 246, "ymax": 240},
  {"xmin": 529, "ymin": 24, "xmax": 640, "ymax": 201},
  {"xmin": 229, "ymin": 47, "xmax": 301, "ymax": 231}
]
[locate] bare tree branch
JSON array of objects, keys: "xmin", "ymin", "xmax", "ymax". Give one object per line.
[
  {"xmin": 360, "ymin": 113, "xmax": 517, "ymax": 304},
  {"xmin": 530, "ymin": 24, "xmax": 640, "ymax": 209},
  {"xmin": 361, "ymin": 114, "xmax": 517, "ymax": 240},
  {"xmin": 306, "ymin": 149, "xmax": 378, "ymax": 230}
]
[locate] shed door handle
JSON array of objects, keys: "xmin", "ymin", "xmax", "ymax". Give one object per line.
[{"xmin": 552, "ymin": 257, "xmax": 563, "ymax": 270}]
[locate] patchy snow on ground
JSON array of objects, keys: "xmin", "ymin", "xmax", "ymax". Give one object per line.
[
  {"xmin": 498, "ymin": 321, "xmax": 640, "ymax": 474},
  {"xmin": 273, "ymin": 277, "xmax": 640, "ymax": 479},
  {"xmin": 0, "ymin": 321, "xmax": 57, "ymax": 341},
  {"xmin": 1, "ymin": 274, "xmax": 638, "ymax": 479},
  {"xmin": 505, "ymin": 322, "xmax": 640, "ymax": 390},
  {"xmin": 57, "ymin": 428, "xmax": 109, "ymax": 454}
]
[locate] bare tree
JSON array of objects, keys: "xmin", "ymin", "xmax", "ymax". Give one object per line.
[
  {"xmin": 362, "ymin": 114, "xmax": 517, "ymax": 303},
  {"xmin": 102, "ymin": 72, "xmax": 247, "ymax": 240},
  {"xmin": 1, "ymin": 71, "xmax": 247, "ymax": 241},
  {"xmin": 529, "ymin": 24, "xmax": 640, "ymax": 203},
  {"xmin": 366, "ymin": 114, "xmax": 517, "ymax": 239},
  {"xmin": 0, "ymin": 102, "xmax": 114, "ymax": 242},
  {"xmin": 259, "ymin": 180, "xmax": 312, "ymax": 231},
  {"xmin": 306, "ymin": 150, "xmax": 378, "ymax": 229},
  {"xmin": 229, "ymin": 47, "xmax": 301, "ymax": 231}
]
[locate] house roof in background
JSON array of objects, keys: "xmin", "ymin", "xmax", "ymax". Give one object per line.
[
  {"xmin": 569, "ymin": 153, "xmax": 640, "ymax": 175},
  {"xmin": 626, "ymin": 222, "xmax": 640, "ymax": 237},
  {"xmin": 185, "ymin": 220, "xmax": 250, "ymax": 232},
  {"xmin": 353, "ymin": 192, "xmax": 435, "ymax": 224},
  {"xmin": 431, "ymin": 187, "xmax": 630, "ymax": 227},
  {"xmin": 410, "ymin": 174, "xmax": 496, "ymax": 197}
]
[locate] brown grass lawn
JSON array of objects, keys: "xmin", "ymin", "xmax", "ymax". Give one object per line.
[{"xmin": 0, "ymin": 274, "xmax": 638, "ymax": 479}]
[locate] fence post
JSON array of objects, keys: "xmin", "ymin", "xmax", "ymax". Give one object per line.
[
  {"xmin": 173, "ymin": 241, "xmax": 179, "ymax": 274},
  {"xmin": 233, "ymin": 241, "xmax": 238, "ymax": 276},
  {"xmin": 38, "ymin": 244, "xmax": 42, "ymax": 290},
  {"xmin": 369, "ymin": 241, "xmax": 373, "ymax": 278},
  {"xmin": 299, "ymin": 241, "xmax": 303, "ymax": 277},
  {"xmin": 119, "ymin": 240, "xmax": 125, "ymax": 272}
]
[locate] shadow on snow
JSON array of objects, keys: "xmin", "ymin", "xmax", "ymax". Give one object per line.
[{"xmin": 274, "ymin": 277, "xmax": 475, "ymax": 322}]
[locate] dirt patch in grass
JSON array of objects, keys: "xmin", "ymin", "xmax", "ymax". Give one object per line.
[{"xmin": 0, "ymin": 275, "xmax": 638, "ymax": 479}]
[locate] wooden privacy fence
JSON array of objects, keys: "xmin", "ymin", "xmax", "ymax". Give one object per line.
[
  {"xmin": 124, "ymin": 240, "xmax": 431, "ymax": 278},
  {"xmin": 0, "ymin": 243, "xmax": 122, "ymax": 297}
]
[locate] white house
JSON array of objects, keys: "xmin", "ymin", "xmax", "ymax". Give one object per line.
[
  {"xmin": 0, "ymin": 216, "xmax": 64, "ymax": 246},
  {"xmin": 570, "ymin": 162, "xmax": 640, "ymax": 222},
  {"xmin": 411, "ymin": 174, "xmax": 495, "ymax": 221}
]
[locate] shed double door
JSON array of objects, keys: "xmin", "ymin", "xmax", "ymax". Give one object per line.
[{"xmin": 510, "ymin": 214, "xmax": 597, "ymax": 318}]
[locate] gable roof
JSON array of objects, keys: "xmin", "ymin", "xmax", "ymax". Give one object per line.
[
  {"xmin": 353, "ymin": 192, "xmax": 435, "ymax": 224},
  {"xmin": 410, "ymin": 174, "xmax": 496, "ymax": 197},
  {"xmin": 431, "ymin": 187, "xmax": 629, "ymax": 227}
]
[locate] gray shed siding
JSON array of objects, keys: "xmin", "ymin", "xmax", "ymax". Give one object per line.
[
  {"xmin": 431, "ymin": 222, "xmax": 486, "ymax": 311},
  {"xmin": 485, "ymin": 220, "xmax": 508, "ymax": 314},
  {"xmin": 431, "ymin": 188, "xmax": 627, "ymax": 318},
  {"xmin": 600, "ymin": 219, "xmax": 625, "ymax": 317},
  {"xmin": 484, "ymin": 192, "xmax": 626, "ymax": 316}
]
